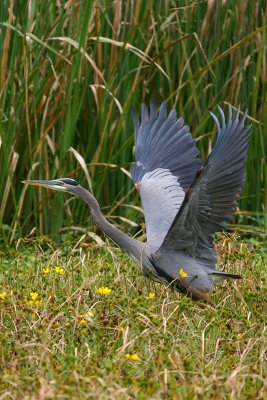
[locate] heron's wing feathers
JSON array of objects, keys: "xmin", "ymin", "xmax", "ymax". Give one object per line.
[
  {"xmin": 131, "ymin": 102, "xmax": 201, "ymax": 191},
  {"xmin": 155, "ymin": 104, "xmax": 251, "ymax": 268},
  {"xmin": 131, "ymin": 102, "xmax": 201, "ymax": 249},
  {"xmin": 137, "ymin": 168, "xmax": 185, "ymax": 249}
]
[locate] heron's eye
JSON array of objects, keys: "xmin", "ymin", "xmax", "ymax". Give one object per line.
[{"xmin": 55, "ymin": 180, "xmax": 64, "ymax": 186}]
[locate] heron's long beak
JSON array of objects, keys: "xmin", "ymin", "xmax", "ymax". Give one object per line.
[{"xmin": 22, "ymin": 179, "xmax": 67, "ymax": 191}]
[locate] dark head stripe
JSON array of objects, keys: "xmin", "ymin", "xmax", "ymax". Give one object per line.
[{"xmin": 60, "ymin": 178, "xmax": 79, "ymax": 186}]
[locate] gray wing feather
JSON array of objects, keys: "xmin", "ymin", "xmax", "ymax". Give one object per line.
[
  {"xmin": 131, "ymin": 102, "xmax": 201, "ymax": 190},
  {"xmin": 131, "ymin": 102, "xmax": 202, "ymax": 250},
  {"xmin": 138, "ymin": 168, "xmax": 185, "ymax": 250},
  {"xmin": 155, "ymin": 104, "xmax": 251, "ymax": 268}
]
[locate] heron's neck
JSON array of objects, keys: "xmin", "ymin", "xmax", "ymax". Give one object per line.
[{"xmin": 76, "ymin": 186, "xmax": 144, "ymax": 262}]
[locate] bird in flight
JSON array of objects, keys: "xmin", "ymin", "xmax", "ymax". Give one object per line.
[{"xmin": 23, "ymin": 102, "xmax": 251, "ymax": 305}]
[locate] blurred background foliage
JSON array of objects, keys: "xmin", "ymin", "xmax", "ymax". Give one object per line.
[{"xmin": 0, "ymin": 0, "xmax": 266, "ymax": 244}]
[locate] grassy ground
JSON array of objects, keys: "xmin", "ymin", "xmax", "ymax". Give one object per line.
[
  {"xmin": 0, "ymin": 1, "xmax": 266, "ymax": 241},
  {"xmin": 0, "ymin": 236, "xmax": 266, "ymax": 399}
]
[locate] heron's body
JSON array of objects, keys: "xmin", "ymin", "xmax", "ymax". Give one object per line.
[
  {"xmin": 75, "ymin": 186, "xmax": 214, "ymax": 296},
  {"xmin": 23, "ymin": 102, "xmax": 251, "ymax": 304}
]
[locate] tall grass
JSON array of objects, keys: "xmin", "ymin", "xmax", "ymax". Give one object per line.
[{"xmin": 0, "ymin": 0, "xmax": 266, "ymax": 243}]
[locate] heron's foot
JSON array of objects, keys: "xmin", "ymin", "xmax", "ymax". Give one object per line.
[{"xmin": 176, "ymin": 279, "xmax": 215, "ymax": 307}]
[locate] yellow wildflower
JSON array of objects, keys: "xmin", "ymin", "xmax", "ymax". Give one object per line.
[
  {"xmin": 43, "ymin": 268, "xmax": 50, "ymax": 274},
  {"xmin": 0, "ymin": 292, "xmax": 7, "ymax": 300},
  {"xmin": 55, "ymin": 267, "xmax": 65, "ymax": 275},
  {"xmin": 77, "ymin": 311, "xmax": 95, "ymax": 324},
  {"xmin": 146, "ymin": 292, "xmax": 155, "ymax": 299},
  {"xmin": 30, "ymin": 292, "xmax": 39, "ymax": 301},
  {"xmin": 28, "ymin": 292, "xmax": 42, "ymax": 307},
  {"xmin": 125, "ymin": 353, "xmax": 140, "ymax": 361},
  {"xmin": 96, "ymin": 287, "xmax": 112, "ymax": 295},
  {"xmin": 179, "ymin": 268, "xmax": 188, "ymax": 277}
]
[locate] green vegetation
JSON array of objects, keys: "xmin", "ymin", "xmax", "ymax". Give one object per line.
[
  {"xmin": 0, "ymin": 1, "xmax": 266, "ymax": 244},
  {"xmin": 0, "ymin": 237, "xmax": 266, "ymax": 399}
]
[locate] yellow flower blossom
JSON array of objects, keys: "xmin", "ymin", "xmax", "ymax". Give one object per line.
[
  {"xmin": 77, "ymin": 311, "xmax": 95, "ymax": 325},
  {"xmin": 43, "ymin": 268, "xmax": 50, "ymax": 274},
  {"xmin": 28, "ymin": 292, "xmax": 42, "ymax": 307},
  {"xmin": 0, "ymin": 292, "xmax": 7, "ymax": 300},
  {"xmin": 30, "ymin": 292, "xmax": 39, "ymax": 301},
  {"xmin": 125, "ymin": 353, "xmax": 140, "ymax": 361},
  {"xmin": 55, "ymin": 267, "xmax": 65, "ymax": 275},
  {"xmin": 96, "ymin": 286, "xmax": 112, "ymax": 295},
  {"xmin": 146, "ymin": 292, "xmax": 155, "ymax": 299},
  {"xmin": 28, "ymin": 299, "xmax": 42, "ymax": 306},
  {"xmin": 179, "ymin": 268, "xmax": 188, "ymax": 277}
]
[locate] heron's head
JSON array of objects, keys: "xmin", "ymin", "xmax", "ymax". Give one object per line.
[{"xmin": 22, "ymin": 178, "xmax": 80, "ymax": 193}]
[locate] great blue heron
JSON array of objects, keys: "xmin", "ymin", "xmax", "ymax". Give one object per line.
[{"xmin": 23, "ymin": 102, "xmax": 251, "ymax": 305}]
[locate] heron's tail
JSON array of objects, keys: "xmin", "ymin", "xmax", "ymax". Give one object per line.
[{"xmin": 209, "ymin": 271, "xmax": 242, "ymax": 282}]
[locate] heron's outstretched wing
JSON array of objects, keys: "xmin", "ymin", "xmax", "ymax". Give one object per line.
[
  {"xmin": 131, "ymin": 102, "xmax": 201, "ymax": 189},
  {"xmin": 131, "ymin": 102, "xmax": 201, "ymax": 249},
  {"xmin": 154, "ymin": 104, "xmax": 251, "ymax": 267}
]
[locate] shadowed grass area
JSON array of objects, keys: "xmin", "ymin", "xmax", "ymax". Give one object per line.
[{"xmin": 0, "ymin": 237, "xmax": 266, "ymax": 399}]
